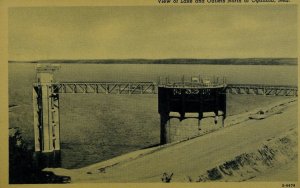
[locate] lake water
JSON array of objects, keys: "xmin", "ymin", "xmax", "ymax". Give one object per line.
[{"xmin": 8, "ymin": 63, "xmax": 297, "ymax": 168}]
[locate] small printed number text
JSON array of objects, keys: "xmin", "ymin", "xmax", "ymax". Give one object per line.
[{"xmin": 282, "ymin": 184, "xmax": 295, "ymax": 188}]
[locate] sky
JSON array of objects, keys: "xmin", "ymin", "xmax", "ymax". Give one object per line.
[{"xmin": 8, "ymin": 5, "xmax": 297, "ymax": 61}]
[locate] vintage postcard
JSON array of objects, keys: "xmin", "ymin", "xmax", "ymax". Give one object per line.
[{"xmin": 0, "ymin": 0, "xmax": 298, "ymax": 187}]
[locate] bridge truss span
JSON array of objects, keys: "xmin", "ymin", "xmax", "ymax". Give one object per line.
[
  {"xmin": 51, "ymin": 82, "xmax": 157, "ymax": 94},
  {"xmin": 227, "ymin": 84, "xmax": 298, "ymax": 96}
]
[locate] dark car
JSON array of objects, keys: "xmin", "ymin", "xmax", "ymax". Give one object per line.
[{"xmin": 36, "ymin": 171, "xmax": 71, "ymax": 184}]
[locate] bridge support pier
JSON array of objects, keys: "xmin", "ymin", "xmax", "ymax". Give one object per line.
[
  {"xmin": 160, "ymin": 113, "xmax": 170, "ymax": 144},
  {"xmin": 158, "ymin": 84, "xmax": 227, "ymax": 145},
  {"xmin": 32, "ymin": 64, "xmax": 61, "ymax": 167}
]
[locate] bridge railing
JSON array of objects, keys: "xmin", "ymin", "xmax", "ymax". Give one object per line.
[{"xmin": 158, "ymin": 82, "xmax": 227, "ymax": 89}]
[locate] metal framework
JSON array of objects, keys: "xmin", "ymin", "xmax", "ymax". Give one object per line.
[
  {"xmin": 50, "ymin": 82, "xmax": 156, "ymax": 94},
  {"xmin": 227, "ymin": 84, "xmax": 298, "ymax": 96}
]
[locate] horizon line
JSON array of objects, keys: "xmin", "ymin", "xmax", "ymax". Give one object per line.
[{"xmin": 8, "ymin": 57, "xmax": 298, "ymax": 62}]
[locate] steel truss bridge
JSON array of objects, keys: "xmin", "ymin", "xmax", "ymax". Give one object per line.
[{"xmin": 49, "ymin": 82, "xmax": 298, "ymax": 96}]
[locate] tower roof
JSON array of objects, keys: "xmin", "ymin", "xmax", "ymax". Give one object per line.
[{"xmin": 36, "ymin": 64, "xmax": 60, "ymax": 73}]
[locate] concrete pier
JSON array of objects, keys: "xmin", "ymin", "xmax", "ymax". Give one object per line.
[
  {"xmin": 158, "ymin": 78, "xmax": 227, "ymax": 144},
  {"xmin": 32, "ymin": 64, "xmax": 61, "ymax": 167}
]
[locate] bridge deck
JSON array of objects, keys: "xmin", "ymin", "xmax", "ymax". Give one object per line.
[{"xmin": 33, "ymin": 82, "xmax": 298, "ymax": 96}]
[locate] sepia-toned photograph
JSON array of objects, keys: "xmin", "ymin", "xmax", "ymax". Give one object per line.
[{"xmin": 7, "ymin": 3, "xmax": 298, "ymax": 184}]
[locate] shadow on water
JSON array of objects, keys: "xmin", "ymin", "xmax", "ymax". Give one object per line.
[{"xmin": 142, "ymin": 143, "xmax": 161, "ymax": 149}]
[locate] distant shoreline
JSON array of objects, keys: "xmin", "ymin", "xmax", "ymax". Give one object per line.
[{"xmin": 8, "ymin": 58, "xmax": 298, "ymax": 66}]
